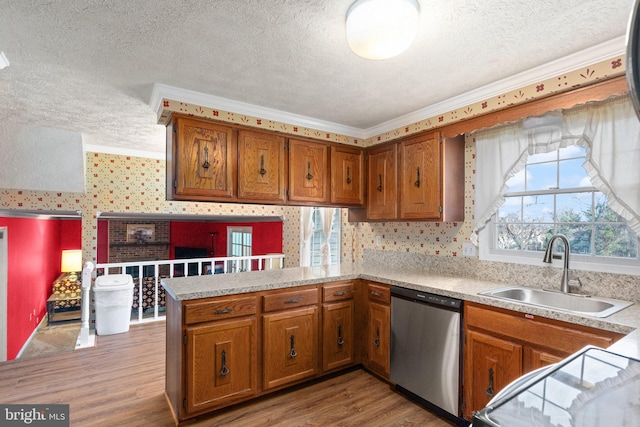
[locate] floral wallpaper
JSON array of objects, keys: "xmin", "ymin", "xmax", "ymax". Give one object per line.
[{"xmin": 0, "ymin": 54, "xmax": 626, "ymax": 266}]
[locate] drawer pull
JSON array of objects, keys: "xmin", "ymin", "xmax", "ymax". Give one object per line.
[
  {"xmin": 333, "ymin": 291, "xmax": 347, "ymax": 296},
  {"xmin": 371, "ymin": 291, "xmax": 382, "ymax": 297},
  {"xmin": 485, "ymin": 367, "xmax": 495, "ymax": 398},
  {"xmin": 202, "ymin": 146, "xmax": 210, "ymax": 169},
  {"xmin": 289, "ymin": 335, "xmax": 298, "ymax": 358},
  {"xmin": 220, "ymin": 349, "xmax": 230, "ymax": 377},
  {"xmin": 215, "ymin": 308, "xmax": 233, "ymax": 314},
  {"xmin": 259, "ymin": 154, "xmax": 267, "ymax": 176},
  {"xmin": 284, "ymin": 298, "xmax": 301, "ymax": 304}
]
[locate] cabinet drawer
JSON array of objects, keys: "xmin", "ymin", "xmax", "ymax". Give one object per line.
[
  {"xmin": 323, "ymin": 282, "xmax": 355, "ymax": 303},
  {"xmin": 263, "ymin": 288, "xmax": 318, "ymax": 312},
  {"xmin": 184, "ymin": 296, "xmax": 257, "ymax": 324},
  {"xmin": 367, "ymin": 283, "xmax": 390, "ymax": 305}
]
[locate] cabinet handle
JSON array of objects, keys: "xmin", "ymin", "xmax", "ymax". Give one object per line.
[
  {"xmin": 284, "ymin": 298, "xmax": 300, "ymax": 304},
  {"xmin": 346, "ymin": 166, "xmax": 352, "ymax": 184},
  {"xmin": 333, "ymin": 291, "xmax": 347, "ymax": 296},
  {"xmin": 306, "ymin": 161, "xmax": 313, "ymax": 180},
  {"xmin": 202, "ymin": 146, "xmax": 210, "ymax": 169},
  {"xmin": 484, "ymin": 367, "xmax": 495, "ymax": 398},
  {"xmin": 220, "ymin": 349, "xmax": 230, "ymax": 377},
  {"xmin": 259, "ymin": 154, "xmax": 267, "ymax": 176},
  {"xmin": 374, "ymin": 326, "xmax": 380, "ymax": 347},
  {"xmin": 370, "ymin": 291, "xmax": 382, "ymax": 297},
  {"xmin": 377, "ymin": 174, "xmax": 383, "ymax": 192},
  {"xmin": 215, "ymin": 308, "xmax": 233, "ymax": 314},
  {"xmin": 338, "ymin": 325, "xmax": 344, "ymax": 346},
  {"xmin": 414, "ymin": 167, "xmax": 420, "ymax": 188},
  {"xmin": 289, "ymin": 335, "xmax": 298, "ymax": 358}
]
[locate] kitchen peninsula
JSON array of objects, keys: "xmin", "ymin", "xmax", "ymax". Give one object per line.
[{"xmin": 162, "ymin": 255, "xmax": 640, "ymax": 424}]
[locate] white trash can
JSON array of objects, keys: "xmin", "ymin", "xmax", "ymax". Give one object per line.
[{"xmin": 93, "ymin": 274, "xmax": 134, "ymax": 335}]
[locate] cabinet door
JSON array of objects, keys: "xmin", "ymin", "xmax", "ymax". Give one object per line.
[
  {"xmin": 237, "ymin": 130, "xmax": 286, "ymax": 203},
  {"xmin": 400, "ymin": 132, "xmax": 441, "ymax": 219},
  {"xmin": 525, "ymin": 346, "xmax": 566, "ymax": 372},
  {"xmin": 322, "ymin": 300, "xmax": 355, "ymax": 372},
  {"xmin": 367, "ymin": 144, "xmax": 397, "ymax": 220},
  {"xmin": 330, "ymin": 145, "xmax": 363, "ymax": 205},
  {"xmin": 288, "ymin": 139, "xmax": 329, "ymax": 203},
  {"xmin": 185, "ymin": 318, "xmax": 257, "ymax": 415},
  {"xmin": 263, "ymin": 306, "xmax": 319, "ymax": 390},
  {"xmin": 173, "ymin": 117, "xmax": 235, "ymax": 199},
  {"xmin": 367, "ymin": 301, "xmax": 390, "ymax": 378},
  {"xmin": 464, "ymin": 330, "xmax": 522, "ymax": 419}
]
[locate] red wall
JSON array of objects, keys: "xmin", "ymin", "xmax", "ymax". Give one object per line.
[
  {"xmin": 170, "ymin": 221, "xmax": 283, "ymax": 257},
  {"xmin": 0, "ymin": 217, "xmax": 81, "ymax": 360}
]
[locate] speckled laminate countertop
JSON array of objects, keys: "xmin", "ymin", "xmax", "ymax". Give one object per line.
[{"xmin": 161, "ymin": 263, "xmax": 640, "ymax": 359}]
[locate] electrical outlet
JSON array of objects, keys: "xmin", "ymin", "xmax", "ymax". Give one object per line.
[
  {"xmin": 462, "ymin": 242, "xmax": 476, "ymax": 257},
  {"xmin": 375, "ymin": 235, "xmax": 382, "ymax": 247}
]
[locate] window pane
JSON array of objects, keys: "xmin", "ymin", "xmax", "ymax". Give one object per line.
[
  {"xmin": 557, "ymin": 193, "xmax": 592, "ymax": 222},
  {"xmin": 526, "ymin": 162, "xmax": 557, "ymax": 191},
  {"xmin": 498, "ymin": 197, "xmax": 522, "ymax": 222},
  {"xmin": 523, "ymin": 195, "xmax": 554, "ymax": 222},
  {"xmin": 498, "ymin": 223, "xmax": 551, "ymax": 251},
  {"xmin": 595, "ymin": 224, "xmax": 638, "ymax": 258},
  {"xmin": 558, "ymin": 145, "xmax": 586, "ymax": 160},
  {"xmin": 594, "ymin": 193, "xmax": 626, "ymax": 223},
  {"xmin": 559, "ymin": 158, "xmax": 591, "ymax": 188},
  {"xmin": 556, "ymin": 223, "xmax": 593, "ymax": 255},
  {"xmin": 505, "ymin": 169, "xmax": 525, "ymax": 192}
]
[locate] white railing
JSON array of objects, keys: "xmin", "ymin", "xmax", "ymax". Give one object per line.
[{"xmin": 95, "ymin": 254, "xmax": 285, "ymax": 322}]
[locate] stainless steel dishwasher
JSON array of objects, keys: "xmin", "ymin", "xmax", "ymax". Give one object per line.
[{"xmin": 390, "ymin": 286, "xmax": 467, "ymax": 426}]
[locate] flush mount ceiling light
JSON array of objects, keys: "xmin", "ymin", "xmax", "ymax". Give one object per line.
[{"xmin": 346, "ymin": 0, "xmax": 420, "ymax": 60}]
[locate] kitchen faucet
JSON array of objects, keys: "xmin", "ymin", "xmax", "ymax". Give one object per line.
[{"xmin": 543, "ymin": 234, "xmax": 573, "ymax": 293}]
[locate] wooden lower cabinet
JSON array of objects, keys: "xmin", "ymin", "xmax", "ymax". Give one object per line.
[
  {"xmin": 263, "ymin": 305, "xmax": 319, "ymax": 390},
  {"xmin": 365, "ymin": 283, "xmax": 391, "ymax": 378},
  {"xmin": 322, "ymin": 281, "xmax": 356, "ymax": 373},
  {"xmin": 464, "ymin": 330, "xmax": 522, "ymax": 417},
  {"xmin": 185, "ymin": 317, "xmax": 257, "ymax": 414},
  {"xmin": 463, "ymin": 301, "xmax": 625, "ymax": 420}
]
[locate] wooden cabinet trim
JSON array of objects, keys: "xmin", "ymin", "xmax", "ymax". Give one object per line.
[{"xmin": 465, "ymin": 302, "xmax": 624, "ymax": 354}]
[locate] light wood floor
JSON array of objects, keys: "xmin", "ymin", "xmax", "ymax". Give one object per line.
[{"xmin": 0, "ymin": 322, "xmax": 453, "ymax": 426}]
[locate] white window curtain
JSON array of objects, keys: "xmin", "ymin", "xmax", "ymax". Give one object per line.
[
  {"xmin": 300, "ymin": 206, "xmax": 314, "ymax": 267},
  {"xmin": 320, "ymin": 207, "xmax": 336, "ymax": 266},
  {"xmin": 471, "ymin": 94, "xmax": 640, "ymax": 245}
]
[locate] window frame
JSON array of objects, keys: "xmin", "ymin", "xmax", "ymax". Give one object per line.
[{"xmin": 479, "ymin": 145, "xmax": 640, "ymax": 275}]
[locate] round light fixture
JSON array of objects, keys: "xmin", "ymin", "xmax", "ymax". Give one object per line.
[{"xmin": 346, "ymin": 0, "xmax": 420, "ymax": 60}]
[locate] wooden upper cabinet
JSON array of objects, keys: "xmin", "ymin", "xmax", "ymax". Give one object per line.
[
  {"xmin": 367, "ymin": 144, "xmax": 398, "ymax": 220},
  {"xmin": 168, "ymin": 116, "xmax": 236, "ymax": 200},
  {"xmin": 399, "ymin": 132, "xmax": 441, "ymax": 219},
  {"xmin": 288, "ymin": 139, "xmax": 329, "ymax": 203},
  {"xmin": 330, "ymin": 145, "xmax": 364, "ymax": 206},
  {"xmin": 237, "ymin": 130, "xmax": 286, "ymax": 203}
]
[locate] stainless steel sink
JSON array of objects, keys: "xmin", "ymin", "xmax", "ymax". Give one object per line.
[{"xmin": 480, "ymin": 286, "xmax": 633, "ymax": 318}]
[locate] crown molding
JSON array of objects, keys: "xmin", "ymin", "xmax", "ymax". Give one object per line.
[
  {"xmin": 365, "ymin": 36, "xmax": 627, "ymax": 137},
  {"xmin": 150, "ymin": 35, "xmax": 626, "ymax": 143},
  {"xmin": 149, "ymin": 84, "xmax": 368, "ymax": 139}
]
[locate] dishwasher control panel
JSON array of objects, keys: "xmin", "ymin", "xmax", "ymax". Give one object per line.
[{"xmin": 391, "ymin": 286, "xmax": 462, "ymax": 310}]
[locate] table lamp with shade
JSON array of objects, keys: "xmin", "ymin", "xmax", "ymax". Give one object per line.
[{"xmin": 61, "ymin": 249, "xmax": 83, "ymax": 282}]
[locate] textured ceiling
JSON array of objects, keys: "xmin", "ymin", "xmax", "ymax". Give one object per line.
[{"xmin": 0, "ymin": 0, "xmax": 633, "ymax": 156}]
